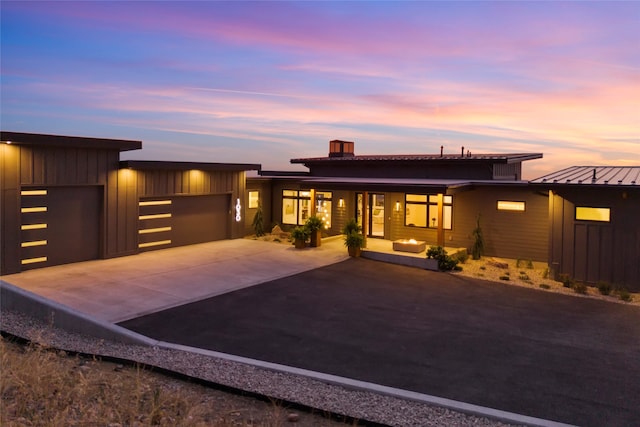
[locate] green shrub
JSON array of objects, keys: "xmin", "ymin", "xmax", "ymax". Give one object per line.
[
  {"xmin": 426, "ymin": 246, "xmax": 459, "ymax": 271},
  {"xmin": 455, "ymin": 251, "xmax": 469, "ymax": 264},
  {"xmin": 304, "ymin": 215, "xmax": 324, "ymax": 232},
  {"xmin": 470, "ymin": 215, "xmax": 485, "ymax": 260},
  {"xmin": 252, "ymin": 204, "xmax": 265, "ymax": 237},
  {"xmin": 573, "ymin": 282, "xmax": 588, "ymax": 294},
  {"xmin": 342, "ymin": 218, "xmax": 361, "ymax": 235},
  {"xmin": 559, "ymin": 274, "xmax": 574, "ymax": 288},
  {"xmin": 617, "ymin": 288, "xmax": 633, "ymax": 302},
  {"xmin": 597, "ymin": 281, "xmax": 612, "ymax": 296},
  {"xmin": 291, "ymin": 227, "xmax": 308, "ymax": 241}
]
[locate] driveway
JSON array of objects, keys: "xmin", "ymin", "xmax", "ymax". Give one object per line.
[
  {"xmin": 120, "ymin": 258, "xmax": 640, "ymax": 427},
  {"xmin": 1, "ymin": 238, "xmax": 347, "ymax": 322}
]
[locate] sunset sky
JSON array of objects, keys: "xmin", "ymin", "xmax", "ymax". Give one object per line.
[{"xmin": 2, "ymin": 1, "xmax": 638, "ymax": 178}]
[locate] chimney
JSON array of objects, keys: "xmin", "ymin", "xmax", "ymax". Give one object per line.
[
  {"xmin": 440, "ymin": 145, "xmax": 443, "ymax": 157},
  {"xmin": 461, "ymin": 146, "xmax": 465, "ymax": 157},
  {"xmin": 329, "ymin": 140, "xmax": 355, "ymax": 158}
]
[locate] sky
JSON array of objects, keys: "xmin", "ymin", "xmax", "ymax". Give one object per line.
[{"xmin": 1, "ymin": 1, "xmax": 638, "ymax": 179}]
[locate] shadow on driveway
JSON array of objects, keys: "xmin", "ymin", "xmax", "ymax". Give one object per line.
[{"xmin": 120, "ymin": 258, "xmax": 640, "ymax": 427}]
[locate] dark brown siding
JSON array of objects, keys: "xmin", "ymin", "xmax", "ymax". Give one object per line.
[
  {"xmin": 1, "ymin": 144, "xmax": 21, "ymax": 274},
  {"xmin": 449, "ymin": 187, "xmax": 548, "ymax": 261},
  {"xmin": 245, "ymin": 179, "xmax": 273, "ymax": 235},
  {"xmin": 549, "ymin": 187, "xmax": 640, "ymax": 289}
]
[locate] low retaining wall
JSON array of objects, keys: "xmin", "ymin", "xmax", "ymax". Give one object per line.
[{"xmin": 0, "ymin": 280, "xmax": 156, "ymax": 346}]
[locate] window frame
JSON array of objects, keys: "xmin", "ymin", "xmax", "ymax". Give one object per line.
[
  {"xmin": 248, "ymin": 191, "xmax": 260, "ymax": 209},
  {"xmin": 404, "ymin": 194, "xmax": 453, "ymax": 230},
  {"xmin": 497, "ymin": 200, "xmax": 526, "ymax": 212}
]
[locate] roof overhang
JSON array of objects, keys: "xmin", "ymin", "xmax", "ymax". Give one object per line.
[
  {"xmin": 120, "ymin": 160, "xmax": 261, "ymax": 172},
  {"xmin": 1, "ymin": 131, "xmax": 142, "ymax": 152},
  {"xmin": 291, "ymin": 153, "xmax": 543, "ymax": 165}
]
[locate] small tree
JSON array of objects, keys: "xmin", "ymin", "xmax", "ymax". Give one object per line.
[
  {"xmin": 252, "ymin": 204, "xmax": 265, "ymax": 237},
  {"xmin": 471, "ymin": 214, "xmax": 485, "ymax": 260}
]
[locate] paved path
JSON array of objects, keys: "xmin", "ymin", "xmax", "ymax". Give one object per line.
[
  {"xmin": 121, "ymin": 258, "xmax": 640, "ymax": 427},
  {"xmin": 1, "ymin": 238, "xmax": 348, "ymax": 322}
]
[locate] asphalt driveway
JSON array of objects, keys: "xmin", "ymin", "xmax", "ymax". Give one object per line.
[{"xmin": 120, "ymin": 258, "xmax": 640, "ymax": 427}]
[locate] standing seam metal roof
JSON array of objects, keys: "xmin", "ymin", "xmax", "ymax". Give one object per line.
[{"xmin": 531, "ymin": 166, "xmax": 640, "ymax": 186}]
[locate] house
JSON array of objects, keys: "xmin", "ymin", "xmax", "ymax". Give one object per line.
[
  {"xmin": 0, "ymin": 131, "xmax": 259, "ymax": 274},
  {"xmin": 2, "ymin": 132, "xmax": 638, "ymax": 290}
]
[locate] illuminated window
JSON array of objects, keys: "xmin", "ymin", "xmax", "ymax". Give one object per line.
[
  {"xmin": 497, "ymin": 201, "xmax": 526, "ymax": 212},
  {"xmin": 248, "ymin": 191, "xmax": 259, "ymax": 209},
  {"xmin": 576, "ymin": 207, "xmax": 610, "ymax": 222},
  {"xmin": 404, "ymin": 194, "xmax": 452, "ymax": 229}
]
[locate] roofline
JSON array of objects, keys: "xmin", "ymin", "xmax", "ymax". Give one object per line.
[
  {"xmin": 120, "ymin": 160, "xmax": 261, "ymax": 172},
  {"xmin": 291, "ymin": 153, "xmax": 543, "ymax": 164},
  {"xmin": 1, "ymin": 131, "xmax": 142, "ymax": 152}
]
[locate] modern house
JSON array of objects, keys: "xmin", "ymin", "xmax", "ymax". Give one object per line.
[{"xmin": 2, "ymin": 132, "xmax": 638, "ymax": 290}]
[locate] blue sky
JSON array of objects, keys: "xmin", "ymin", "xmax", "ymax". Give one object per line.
[{"xmin": 2, "ymin": 1, "xmax": 638, "ymax": 178}]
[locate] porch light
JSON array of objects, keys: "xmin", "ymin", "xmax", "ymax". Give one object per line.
[
  {"xmin": 395, "ymin": 201, "xmax": 401, "ymax": 212},
  {"xmin": 338, "ymin": 198, "xmax": 345, "ymax": 208}
]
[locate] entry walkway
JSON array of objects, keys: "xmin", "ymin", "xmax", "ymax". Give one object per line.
[{"xmin": 1, "ymin": 238, "xmax": 348, "ymax": 323}]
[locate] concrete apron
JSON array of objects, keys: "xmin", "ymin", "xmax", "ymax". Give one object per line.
[{"xmin": 1, "ymin": 237, "xmax": 348, "ymax": 323}]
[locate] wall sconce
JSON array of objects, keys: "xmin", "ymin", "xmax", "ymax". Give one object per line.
[
  {"xmin": 395, "ymin": 201, "xmax": 401, "ymax": 212},
  {"xmin": 338, "ymin": 198, "xmax": 345, "ymax": 208}
]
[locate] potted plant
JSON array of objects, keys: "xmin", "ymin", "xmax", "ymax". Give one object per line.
[
  {"xmin": 304, "ymin": 215, "xmax": 324, "ymax": 247},
  {"xmin": 343, "ymin": 218, "xmax": 364, "ymax": 257},
  {"xmin": 344, "ymin": 231, "xmax": 364, "ymax": 257},
  {"xmin": 291, "ymin": 226, "xmax": 308, "ymax": 249}
]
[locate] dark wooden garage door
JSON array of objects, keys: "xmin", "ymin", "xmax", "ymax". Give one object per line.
[
  {"xmin": 172, "ymin": 194, "xmax": 230, "ymax": 246},
  {"xmin": 21, "ymin": 186, "xmax": 101, "ymax": 270},
  {"xmin": 138, "ymin": 194, "xmax": 230, "ymax": 251}
]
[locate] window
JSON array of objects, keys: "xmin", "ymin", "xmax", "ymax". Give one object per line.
[
  {"xmin": 497, "ymin": 200, "xmax": 525, "ymax": 211},
  {"xmin": 282, "ymin": 190, "xmax": 311, "ymax": 225},
  {"xmin": 248, "ymin": 191, "xmax": 259, "ymax": 209},
  {"xmin": 405, "ymin": 194, "xmax": 452, "ymax": 229},
  {"xmin": 576, "ymin": 207, "xmax": 610, "ymax": 222},
  {"xmin": 316, "ymin": 191, "xmax": 332, "ymax": 228}
]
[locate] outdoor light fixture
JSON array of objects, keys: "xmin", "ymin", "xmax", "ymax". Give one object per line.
[
  {"xmin": 338, "ymin": 198, "xmax": 345, "ymax": 208},
  {"xmin": 395, "ymin": 201, "xmax": 401, "ymax": 212}
]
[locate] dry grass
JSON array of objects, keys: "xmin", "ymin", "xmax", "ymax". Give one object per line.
[{"xmin": 0, "ymin": 337, "xmax": 344, "ymax": 427}]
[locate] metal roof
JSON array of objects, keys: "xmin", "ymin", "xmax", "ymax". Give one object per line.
[
  {"xmin": 291, "ymin": 153, "xmax": 543, "ymax": 164},
  {"xmin": 531, "ymin": 166, "xmax": 640, "ymax": 187},
  {"xmin": 1, "ymin": 131, "xmax": 142, "ymax": 152}
]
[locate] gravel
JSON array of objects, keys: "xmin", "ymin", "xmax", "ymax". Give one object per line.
[{"xmin": 1, "ymin": 309, "xmax": 521, "ymax": 427}]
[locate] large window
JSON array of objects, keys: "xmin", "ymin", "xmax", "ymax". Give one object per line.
[
  {"xmin": 405, "ymin": 194, "xmax": 452, "ymax": 229},
  {"xmin": 282, "ymin": 190, "xmax": 311, "ymax": 225},
  {"xmin": 576, "ymin": 207, "xmax": 610, "ymax": 222}
]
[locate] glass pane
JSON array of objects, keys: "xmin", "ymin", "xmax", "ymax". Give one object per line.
[
  {"xmin": 428, "ymin": 204, "xmax": 439, "ymax": 228},
  {"xmin": 248, "ymin": 191, "xmax": 259, "ymax": 209},
  {"xmin": 443, "ymin": 205, "xmax": 452, "ymax": 229},
  {"xmin": 429, "ymin": 195, "xmax": 438, "ymax": 203},
  {"xmin": 406, "ymin": 194, "xmax": 427, "ymax": 202},
  {"xmin": 283, "ymin": 190, "xmax": 297, "ymax": 197},
  {"xmin": 406, "ymin": 203, "xmax": 427, "ymax": 227},
  {"xmin": 371, "ymin": 194, "xmax": 384, "ymax": 237},
  {"xmin": 576, "ymin": 207, "xmax": 610, "ymax": 222},
  {"xmin": 282, "ymin": 198, "xmax": 297, "ymax": 224},
  {"xmin": 299, "ymin": 199, "xmax": 310, "ymax": 224},
  {"xmin": 318, "ymin": 200, "xmax": 332, "ymax": 228},
  {"xmin": 444, "ymin": 195, "xmax": 452, "ymax": 204},
  {"xmin": 497, "ymin": 200, "xmax": 525, "ymax": 211}
]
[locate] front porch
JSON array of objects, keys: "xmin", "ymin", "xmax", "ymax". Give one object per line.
[{"xmin": 360, "ymin": 238, "xmax": 467, "ymax": 271}]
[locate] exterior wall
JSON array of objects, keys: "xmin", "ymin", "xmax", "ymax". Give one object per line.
[
  {"xmin": 307, "ymin": 161, "xmax": 495, "ymax": 179},
  {"xmin": 0, "ymin": 143, "xmax": 135, "ymax": 274},
  {"xmin": 386, "ymin": 186, "xmax": 548, "ymax": 261},
  {"xmin": 245, "ymin": 178, "xmax": 273, "ymax": 235},
  {"xmin": 548, "ymin": 187, "xmax": 640, "ymax": 289}
]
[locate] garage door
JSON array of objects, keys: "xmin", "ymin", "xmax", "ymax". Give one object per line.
[
  {"xmin": 138, "ymin": 194, "xmax": 230, "ymax": 251},
  {"xmin": 20, "ymin": 186, "xmax": 102, "ymax": 270}
]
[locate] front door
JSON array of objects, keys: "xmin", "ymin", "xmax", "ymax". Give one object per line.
[{"xmin": 357, "ymin": 193, "xmax": 385, "ymax": 238}]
